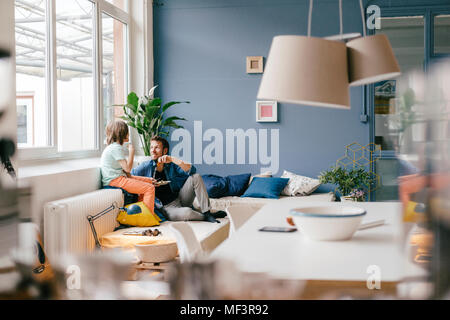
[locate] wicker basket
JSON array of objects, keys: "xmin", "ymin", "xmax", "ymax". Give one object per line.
[{"xmin": 135, "ymin": 240, "xmax": 178, "ymax": 263}]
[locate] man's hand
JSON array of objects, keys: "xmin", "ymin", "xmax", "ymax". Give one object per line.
[
  {"xmin": 166, "ymin": 155, "xmax": 192, "ymax": 173},
  {"xmin": 158, "ymin": 155, "xmax": 172, "ymax": 164}
]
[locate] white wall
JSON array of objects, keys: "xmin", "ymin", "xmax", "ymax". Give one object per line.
[
  {"xmin": 19, "ymin": 161, "xmax": 101, "ymax": 229},
  {"xmin": 129, "ymin": 0, "xmax": 153, "ymax": 154}
]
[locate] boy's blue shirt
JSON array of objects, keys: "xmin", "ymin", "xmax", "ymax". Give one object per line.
[{"xmin": 131, "ymin": 160, "xmax": 197, "ymax": 193}]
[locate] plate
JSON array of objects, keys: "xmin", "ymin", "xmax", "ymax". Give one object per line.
[{"xmin": 155, "ymin": 180, "xmax": 170, "ymax": 186}]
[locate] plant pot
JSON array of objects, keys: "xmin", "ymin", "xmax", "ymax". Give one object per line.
[
  {"xmin": 341, "ymin": 196, "xmax": 364, "ymax": 202},
  {"xmin": 341, "ymin": 196, "xmax": 357, "ymax": 203}
]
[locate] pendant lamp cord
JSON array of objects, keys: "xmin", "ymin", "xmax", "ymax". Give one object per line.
[
  {"xmin": 310, "ymin": 0, "xmax": 343, "ymax": 37},
  {"xmin": 359, "ymin": 0, "xmax": 367, "ymax": 37},
  {"xmin": 308, "ymin": 0, "xmax": 313, "ymax": 37}
]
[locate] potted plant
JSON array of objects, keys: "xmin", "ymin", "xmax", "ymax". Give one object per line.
[
  {"xmin": 318, "ymin": 166, "xmax": 372, "ymax": 201},
  {"xmin": 117, "ymin": 86, "xmax": 190, "ymax": 156},
  {"xmin": 342, "ymin": 188, "xmax": 366, "ymax": 202}
]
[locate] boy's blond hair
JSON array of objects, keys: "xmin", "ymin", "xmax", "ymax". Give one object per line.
[{"xmin": 106, "ymin": 120, "xmax": 128, "ymax": 145}]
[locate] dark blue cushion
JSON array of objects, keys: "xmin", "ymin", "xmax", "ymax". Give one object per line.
[
  {"xmin": 241, "ymin": 177, "xmax": 289, "ymax": 199},
  {"xmin": 201, "ymin": 174, "xmax": 228, "ymax": 198},
  {"xmin": 225, "ymin": 173, "xmax": 251, "ymax": 196},
  {"xmin": 103, "ymin": 186, "xmax": 138, "ymax": 206}
]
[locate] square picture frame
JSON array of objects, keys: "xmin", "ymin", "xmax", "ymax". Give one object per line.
[
  {"xmin": 256, "ymin": 101, "xmax": 277, "ymax": 122},
  {"xmin": 246, "ymin": 56, "xmax": 263, "ymax": 73}
]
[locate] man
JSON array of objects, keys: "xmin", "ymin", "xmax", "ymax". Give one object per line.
[{"xmin": 131, "ymin": 136, "xmax": 226, "ymax": 223}]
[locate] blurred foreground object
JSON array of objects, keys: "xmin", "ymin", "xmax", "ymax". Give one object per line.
[
  {"xmin": 396, "ymin": 60, "xmax": 450, "ymax": 299},
  {"xmin": 52, "ymin": 250, "xmax": 134, "ymax": 300},
  {"xmin": 0, "ymin": 48, "xmax": 11, "ymax": 110},
  {"xmin": 0, "ymin": 138, "xmax": 16, "ymax": 179},
  {"xmin": 168, "ymin": 259, "xmax": 305, "ymax": 300},
  {"xmin": 1, "ymin": 48, "xmax": 53, "ymax": 298}
]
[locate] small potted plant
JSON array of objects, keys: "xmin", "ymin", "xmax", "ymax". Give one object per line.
[
  {"xmin": 318, "ymin": 166, "xmax": 372, "ymax": 201},
  {"xmin": 342, "ymin": 188, "xmax": 366, "ymax": 202}
]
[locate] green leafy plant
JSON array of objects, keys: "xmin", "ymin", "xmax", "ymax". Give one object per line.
[
  {"xmin": 318, "ymin": 166, "xmax": 373, "ymax": 198},
  {"xmin": 117, "ymin": 86, "xmax": 190, "ymax": 156}
]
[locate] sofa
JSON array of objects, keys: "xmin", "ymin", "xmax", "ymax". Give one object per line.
[
  {"xmin": 43, "ymin": 173, "xmax": 334, "ymax": 263},
  {"xmin": 100, "ymin": 191, "xmax": 335, "ymax": 254}
]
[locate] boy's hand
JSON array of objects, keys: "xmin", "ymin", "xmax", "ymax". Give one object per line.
[{"xmin": 128, "ymin": 143, "xmax": 135, "ymax": 154}]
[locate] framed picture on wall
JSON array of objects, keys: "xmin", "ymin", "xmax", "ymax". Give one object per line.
[
  {"xmin": 246, "ymin": 56, "xmax": 264, "ymax": 73},
  {"xmin": 16, "ymin": 95, "xmax": 35, "ymax": 147},
  {"xmin": 256, "ymin": 101, "xmax": 277, "ymax": 122}
]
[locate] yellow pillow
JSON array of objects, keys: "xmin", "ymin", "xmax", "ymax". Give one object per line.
[
  {"xmin": 403, "ymin": 201, "xmax": 426, "ymax": 223},
  {"xmin": 116, "ymin": 202, "xmax": 161, "ymax": 227}
]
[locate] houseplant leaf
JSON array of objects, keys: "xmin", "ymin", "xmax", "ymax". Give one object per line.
[
  {"xmin": 162, "ymin": 116, "xmax": 186, "ymax": 126},
  {"xmin": 149, "ymin": 98, "xmax": 162, "ymax": 107},
  {"xmin": 127, "ymin": 92, "xmax": 139, "ymax": 112},
  {"xmin": 145, "ymin": 105, "xmax": 160, "ymax": 120}
]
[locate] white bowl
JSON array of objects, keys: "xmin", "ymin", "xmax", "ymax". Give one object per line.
[
  {"xmin": 135, "ymin": 240, "xmax": 178, "ymax": 263},
  {"xmin": 290, "ymin": 205, "xmax": 366, "ymax": 241}
]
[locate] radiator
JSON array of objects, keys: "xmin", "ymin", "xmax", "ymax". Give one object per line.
[{"xmin": 44, "ymin": 189, "xmax": 123, "ymax": 262}]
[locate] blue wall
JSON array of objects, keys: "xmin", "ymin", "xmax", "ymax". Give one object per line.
[{"xmin": 153, "ymin": 0, "xmax": 371, "ymax": 179}]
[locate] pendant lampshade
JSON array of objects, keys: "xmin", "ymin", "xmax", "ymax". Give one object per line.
[
  {"xmin": 257, "ymin": 35, "xmax": 350, "ymax": 109},
  {"xmin": 347, "ymin": 34, "xmax": 401, "ymax": 86}
]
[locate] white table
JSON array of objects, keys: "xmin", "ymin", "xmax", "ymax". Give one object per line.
[{"xmin": 211, "ymin": 199, "xmax": 427, "ymax": 287}]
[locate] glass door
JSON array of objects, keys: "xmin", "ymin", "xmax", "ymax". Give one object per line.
[{"xmin": 372, "ymin": 15, "xmax": 425, "ymax": 201}]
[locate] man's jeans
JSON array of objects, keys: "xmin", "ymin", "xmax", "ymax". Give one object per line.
[{"xmin": 164, "ymin": 174, "xmax": 211, "ymax": 221}]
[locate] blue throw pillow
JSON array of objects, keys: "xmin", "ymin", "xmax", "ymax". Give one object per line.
[
  {"xmin": 241, "ymin": 177, "xmax": 289, "ymax": 199},
  {"xmin": 225, "ymin": 173, "xmax": 251, "ymax": 196},
  {"xmin": 201, "ymin": 174, "xmax": 228, "ymax": 198},
  {"xmin": 103, "ymin": 185, "xmax": 139, "ymax": 206}
]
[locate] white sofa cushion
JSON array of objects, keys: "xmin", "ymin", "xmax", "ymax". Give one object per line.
[
  {"xmin": 204, "ymin": 192, "xmax": 334, "ymax": 211},
  {"xmin": 281, "ymin": 170, "xmax": 321, "ymax": 196}
]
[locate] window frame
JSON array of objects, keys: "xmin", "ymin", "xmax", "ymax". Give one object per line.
[
  {"xmin": 16, "ymin": 0, "xmax": 130, "ymax": 162},
  {"xmin": 365, "ymin": 2, "xmax": 450, "ymax": 200},
  {"xmin": 366, "ymin": 3, "xmax": 450, "ymax": 159}
]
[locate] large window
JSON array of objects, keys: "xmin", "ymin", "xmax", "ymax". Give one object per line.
[
  {"xmin": 374, "ymin": 16, "xmax": 425, "ymax": 153},
  {"xmin": 373, "ymin": 11, "xmax": 450, "ymax": 155},
  {"xmin": 15, "ymin": 0, "xmax": 129, "ymax": 159},
  {"xmin": 369, "ymin": 6, "xmax": 450, "ymax": 201},
  {"xmin": 15, "ymin": 0, "xmax": 49, "ymax": 149},
  {"xmin": 434, "ymin": 14, "xmax": 450, "ymax": 55},
  {"xmin": 102, "ymin": 12, "xmax": 127, "ymax": 131}
]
